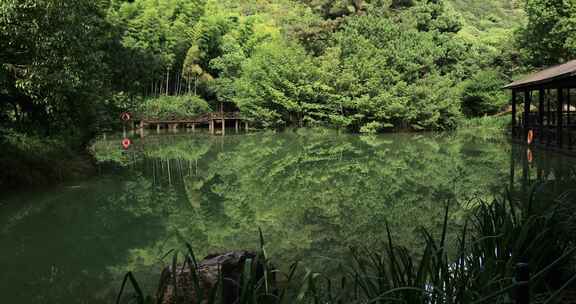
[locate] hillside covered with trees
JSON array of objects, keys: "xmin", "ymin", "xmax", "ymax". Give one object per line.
[{"xmin": 1, "ymin": 0, "xmax": 573, "ymax": 186}]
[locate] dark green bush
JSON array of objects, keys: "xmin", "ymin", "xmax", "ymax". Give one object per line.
[
  {"xmin": 137, "ymin": 95, "xmax": 212, "ymax": 120},
  {"xmin": 461, "ymin": 69, "xmax": 508, "ymax": 117},
  {"xmin": 0, "ymin": 131, "xmax": 92, "ymax": 190}
]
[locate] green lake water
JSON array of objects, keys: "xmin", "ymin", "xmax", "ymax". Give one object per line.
[{"xmin": 1, "ymin": 128, "xmax": 575, "ymax": 303}]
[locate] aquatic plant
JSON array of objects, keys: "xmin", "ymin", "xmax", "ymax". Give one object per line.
[{"xmin": 116, "ymin": 192, "xmax": 576, "ymax": 304}]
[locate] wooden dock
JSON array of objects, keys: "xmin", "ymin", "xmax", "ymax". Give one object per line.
[{"xmin": 136, "ymin": 111, "xmax": 247, "ymax": 135}]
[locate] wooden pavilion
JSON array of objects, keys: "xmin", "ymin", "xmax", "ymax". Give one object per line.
[
  {"xmin": 137, "ymin": 101, "xmax": 247, "ymax": 135},
  {"xmin": 504, "ymin": 59, "xmax": 576, "ymax": 150}
]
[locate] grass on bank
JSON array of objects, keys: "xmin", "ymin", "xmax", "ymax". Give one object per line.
[
  {"xmin": 457, "ymin": 115, "xmax": 510, "ymax": 141},
  {"xmin": 0, "ymin": 131, "xmax": 93, "ymax": 190},
  {"xmin": 117, "ymin": 190, "xmax": 576, "ymax": 304},
  {"xmin": 459, "ymin": 115, "xmax": 510, "ymax": 130}
]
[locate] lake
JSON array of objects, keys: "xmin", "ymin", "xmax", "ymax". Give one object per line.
[{"xmin": 1, "ymin": 128, "xmax": 575, "ymax": 303}]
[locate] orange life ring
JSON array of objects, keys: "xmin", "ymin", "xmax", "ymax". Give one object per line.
[{"xmin": 527, "ymin": 130, "xmax": 534, "ymax": 145}]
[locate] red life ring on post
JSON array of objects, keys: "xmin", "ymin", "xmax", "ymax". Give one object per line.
[
  {"xmin": 121, "ymin": 112, "xmax": 132, "ymax": 122},
  {"xmin": 527, "ymin": 129, "xmax": 534, "ymax": 145},
  {"xmin": 121, "ymin": 138, "xmax": 131, "ymax": 150}
]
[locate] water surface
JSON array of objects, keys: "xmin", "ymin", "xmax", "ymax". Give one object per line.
[{"xmin": 1, "ymin": 129, "xmax": 575, "ymax": 303}]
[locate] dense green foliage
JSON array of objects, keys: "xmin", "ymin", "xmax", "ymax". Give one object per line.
[
  {"xmin": 0, "ymin": 0, "xmax": 111, "ymax": 140},
  {"xmin": 0, "ymin": 0, "xmax": 113, "ymax": 188},
  {"xmin": 1, "ymin": 0, "xmax": 525, "ymax": 136},
  {"xmin": 137, "ymin": 95, "xmax": 211, "ymax": 120},
  {"xmin": 0, "ymin": 131, "xmax": 93, "ymax": 188},
  {"xmin": 517, "ymin": 0, "xmax": 576, "ymax": 67},
  {"xmin": 461, "ymin": 69, "xmax": 509, "ymax": 116},
  {"xmin": 5, "ymin": 0, "xmax": 576, "ymax": 186}
]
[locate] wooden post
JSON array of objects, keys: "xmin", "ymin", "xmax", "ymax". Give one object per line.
[
  {"xmin": 515, "ymin": 263, "xmax": 530, "ymax": 304},
  {"xmin": 222, "ymin": 119, "xmax": 225, "ymax": 135},
  {"xmin": 568, "ymin": 89, "xmax": 572, "ymax": 149},
  {"xmin": 547, "ymin": 89, "xmax": 552, "ymax": 145},
  {"xmin": 522, "ymin": 146, "xmax": 529, "ymax": 191},
  {"xmin": 512, "ymin": 90, "xmax": 517, "ymax": 137},
  {"xmin": 558, "ymin": 87, "xmax": 564, "ymax": 147},
  {"xmin": 245, "ymin": 121, "xmax": 249, "ymax": 131},
  {"xmin": 523, "ymin": 90, "xmax": 531, "ymax": 141},
  {"xmin": 235, "ymin": 120, "xmax": 239, "ymax": 133},
  {"xmin": 192, "ymin": 123, "xmax": 196, "ymax": 132},
  {"xmin": 538, "ymin": 88, "xmax": 544, "ymax": 143},
  {"xmin": 210, "ymin": 120, "xmax": 214, "ymax": 134},
  {"xmin": 157, "ymin": 124, "xmax": 161, "ymax": 133},
  {"xmin": 547, "ymin": 89, "xmax": 551, "ymax": 125},
  {"xmin": 510, "ymin": 145, "xmax": 516, "ymax": 190},
  {"xmin": 567, "ymin": 88, "xmax": 571, "ymax": 125}
]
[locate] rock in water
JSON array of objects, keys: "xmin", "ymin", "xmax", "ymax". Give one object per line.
[{"xmin": 156, "ymin": 251, "xmax": 265, "ymax": 304}]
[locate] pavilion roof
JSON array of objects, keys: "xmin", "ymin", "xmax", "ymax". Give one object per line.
[{"xmin": 504, "ymin": 59, "xmax": 576, "ymax": 90}]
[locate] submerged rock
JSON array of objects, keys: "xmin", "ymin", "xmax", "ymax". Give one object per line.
[{"xmin": 156, "ymin": 251, "xmax": 266, "ymax": 304}]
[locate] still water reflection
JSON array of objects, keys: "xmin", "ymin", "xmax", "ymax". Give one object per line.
[{"xmin": 1, "ymin": 128, "xmax": 575, "ymax": 303}]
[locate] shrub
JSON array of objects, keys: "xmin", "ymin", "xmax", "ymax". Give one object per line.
[
  {"xmin": 0, "ymin": 131, "xmax": 91, "ymax": 189},
  {"xmin": 137, "ymin": 95, "xmax": 211, "ymax": 120},
  {"xmin": 461, "ymin": 69, "xmax": 508, "ymax": 117}
]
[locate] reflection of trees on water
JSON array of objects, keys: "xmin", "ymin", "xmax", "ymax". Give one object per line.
[
  {"xmin": 86, "ymin": 130, "xmax": 576, "ymax": 299},
  {"xmin": 195, "ymin": 130, "xmax": 515, "ymax": 264},
  {"xmin": 95, "ymin": 130, "xmax": 520, "ymax": 272},
  {"xmin": 0, "ymin": 178, "xmax": 168, "ymax": 304},
  {"xmin": 140, "ymin": 136, "xmax": 213, "ymax": 186},
  {"xmin": 5, "ymin": 131, "xmax": 575, "ymax": 302}
]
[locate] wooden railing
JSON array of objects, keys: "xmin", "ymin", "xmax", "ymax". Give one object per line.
[{"xmin": 520, "ymin": 112, "xmax": 576, "ymax": 128}]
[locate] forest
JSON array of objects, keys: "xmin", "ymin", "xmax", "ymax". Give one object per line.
[
  {"xmin": 5, "ymin": 2, "xmax": 576, "ymax": 302},
  {"xmin": 0, "ymin": 0, "xmax": 574, "ymax": 187}
]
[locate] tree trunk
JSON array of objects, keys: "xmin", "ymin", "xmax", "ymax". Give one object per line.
[
  {"xmin": 353, "ymin": 0, "xmax": 365, "ymax": 14},
  {"xmin": 177, "ymin": 73, "xmax": 182, "ymax": 96},
  {"xmin": 166, "ymin": 69, "xmax": 170, "ymax": 96}
]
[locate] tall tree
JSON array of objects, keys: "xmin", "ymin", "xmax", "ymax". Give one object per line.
[
  {"xmin": 518, "ymin": 0, "xmax": 576, "ymax": 66},
  {"xmin": 0, "ymin": 0, "xmax": 112, "ymax": 141}
]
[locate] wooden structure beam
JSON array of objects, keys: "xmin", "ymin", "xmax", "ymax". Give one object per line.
[
  {"xmin": 539, "ymin": 88, "xmax": 544, "ymax": 143},
  {"xmin": 512, "ymin": 90, "xmax": 517, "ymax": 137},
  {"xmin": 558, "ymin": 88, "xmax": 564, "ymax": 147}
]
